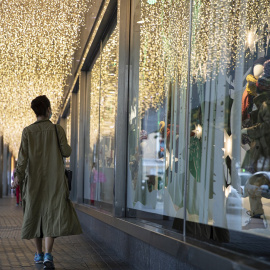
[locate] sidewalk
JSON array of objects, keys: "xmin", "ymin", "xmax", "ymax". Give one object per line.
[{"xmin": 0, "ymin": 196, "xmax": 133, "ymax": 270}]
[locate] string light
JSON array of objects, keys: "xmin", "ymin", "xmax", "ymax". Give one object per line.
[
  {"xmin": 245, "ymin": 26, "xmax": 259, "ymax": 54},
  {"xmin": 222, "ymin": 131, "xmax": 233, "ymax": 159},
  {"xmin": 137, "ymin": 0, "xmax": 270, "ymax": 116},
  {"xmin": 138, "ymin": 0, "xmax": 190, "ymax": 116},
  {"xmin": 90, "ymin": 27, "xmax": 119, "ymax": 149},
  {"xmin": 2, "ymin": 0, "xmax": 270, "ymax": 155},
  {"xmin": 192, "ymin": 124, "xmax": 202, "ymax": 139},
  {"xmin": 147, "ymin": 0, "xmax": 157, "ymax": 4},
  {"xmin": 0, "ymin": 0, "xmax": 91, "ymax": 156}
]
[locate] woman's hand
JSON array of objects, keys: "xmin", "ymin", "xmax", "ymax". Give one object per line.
[{"xmin": 14, "ymin": 176, "xmax": 19, "ymax": 186}]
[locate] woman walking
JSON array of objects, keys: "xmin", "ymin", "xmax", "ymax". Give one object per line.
[{"xmin": 14, "ymin": 95, "xmax": 82, "ymax": 269}]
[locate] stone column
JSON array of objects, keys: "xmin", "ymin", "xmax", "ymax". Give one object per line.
[
  {"xmin": 2, "ymin": 144, "xmax": 9, "ymax": 196},
  {"xmin": 0, "ymin": 136, "xmax": 3, "ymax": 198}
]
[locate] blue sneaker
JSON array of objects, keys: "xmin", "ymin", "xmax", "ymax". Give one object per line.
[
  {"xmin": 43, "ymin": 253, "xmax": 55, "ymax": 269},
  {"xmin": 34, "ymin": 252, "xmax": 44, "ymax": 264}
]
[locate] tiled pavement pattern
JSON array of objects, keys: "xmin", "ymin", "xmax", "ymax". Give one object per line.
[{"xmin": 0, "ymin": 196, "xmax": 133, "ymax": 270}]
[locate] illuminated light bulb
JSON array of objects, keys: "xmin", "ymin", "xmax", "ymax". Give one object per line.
[
  {"xmin": 224, "ymin": 185, "xmax": 231, "ymax": 198},
  {"xmin": 147, "ymin": 0, "xmax": 157, "ymax": 4},
  {"xmin": 247, "ymin": 32, "xmax": 253, "ymax": 46},
  {"xmin": 245, "ymin": 26, "xmax": 259, "ymax": 55},
  {"xmin": 222, "ymin": 131, "xmax": 233, "ymax": 159},
  {"xmin": 192, "ymin": 124, "xmax": 202, "ymax": 139}
]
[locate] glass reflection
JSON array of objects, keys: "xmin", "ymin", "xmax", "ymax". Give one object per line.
[
  {"xmin": 127, "ymin": 0, "xmax": 189, "ymax": 217},
  {"xmin": 187, "ymin": 0, "xmax": 270, "ymax": 238},
  {"xmin": 240, "ymin": 57, "xmax": 270, "ymax": 232},
  {"xmin": 84, "ymin": 25, "xmax": 119, "ymax": 206},
  {"xmin": 89, "ymin": 55, "xmax": 101, "ymax": 205},
  {"xmin": 127, "ymin": 0, "xmax": 270, "ymax": 240}
]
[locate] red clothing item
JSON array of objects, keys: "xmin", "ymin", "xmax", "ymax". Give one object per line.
[
  {"xmin": 242, "ymin": 88, "xmax": 250, "ymax": 121},
  {"xmin": 16, "ymin": 185, "xmax": 20, "ymax": 204}
]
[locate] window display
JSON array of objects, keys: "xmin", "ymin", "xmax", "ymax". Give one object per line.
[
  {"xmin": 127, "ymin": 0, "xmax": 270, "ymax": 239},
  {"xmin": 127, "ymin": 0, "xmax": 190, "ymax": 217},
  {"xmin": 84, "ymin": 24, "xmax": 119, "ymax": 206}
]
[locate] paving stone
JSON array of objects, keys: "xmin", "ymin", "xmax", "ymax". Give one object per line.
[{"xmin": 0, "ymin": 196, "xmax": 134, "ymax": 270}]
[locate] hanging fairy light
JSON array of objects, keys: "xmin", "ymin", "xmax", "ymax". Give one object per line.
[
  {"xmin": 0, "ymin": 0, "xmax": 92, "ymax": 156},
  {"xmin": 147, "ymin": 0, "xmax": 157, "ymax": 4},
  {"xmin": 137, "ymin": 0, "xmax": 270, "ymax": 116},
  {"xmin": 2, "ymin": 0, "xmax": 270, "ymax": 154},
  {"xmin": 90, "ymin": 26, "xmax": 119, "ymax": 148},
  {"xmin": 245, "ymin": 26, "xmax": 259, "ymax": 54},
  {"xmin": 192, "ymin": 124, "xmax": 202, "ymax": 140},
  {"xmin": 222, "ymin": 131, "xmax": 233, "ymax": 159},
  {"xmin": 138, "ymin": 0, "xmax": 190, "ymax": 116}
]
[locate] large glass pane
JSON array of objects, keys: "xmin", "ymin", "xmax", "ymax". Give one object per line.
[
  {"xmin": 127, "ymin": 0, "xmax": 270, "ymax": 253},
  {"xmin": 88, "ymin": 54, "xmax": 101, "ymax": 205},
  {"xmin": 186, "ymin": 0, "xmax": 270, "ymax": 242},
  {"xmin": 98, "ymin": 27, "xmax": 119, "ymax": 204},
  {"xmin": 127, "ymin": 0, "xmax": 190, "ymax": 219},
  {"xmin": 84, "ymin": 23, "xmax": 119, "ymax": 206}
]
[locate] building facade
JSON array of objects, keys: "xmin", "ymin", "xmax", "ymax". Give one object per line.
[{"xmin": 2, "ymin": 0, "xmax": 270, "ymax": 269}]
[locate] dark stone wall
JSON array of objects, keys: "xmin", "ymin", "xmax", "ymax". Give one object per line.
[{"xmin": 77, "ymin": 210, "xmax": 198, "ymax": 270}]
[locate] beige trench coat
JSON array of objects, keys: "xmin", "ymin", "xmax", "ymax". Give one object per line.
[{"xmin": 16, "ymin": 119, "xmax": 82, "ymax": 239}]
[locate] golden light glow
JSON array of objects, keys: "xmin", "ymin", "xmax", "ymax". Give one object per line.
[
  {"xmin": 138, "ymin": 0, "xmax": 190, "ymax": 116},
  {"xmin": 3, "ymin": 0, "xmax": 270, "ymax": 155},
  {"xmin": 245, "ymin": 26, "xmax": 259, "ymax": 54},
  {"xmin": 190, "ymin": 0, "xmax": 269, "ymax": 78},
  {"xmin": 0, "ymin": 0, "xmax": 91, "ymax": 156},
  {"xmin": 137, "ymin": 0, "xmax": 270, "ymax": 115},
  {"xmin": 192, "ymin": 124, "xmax": 202, "ymax": 140},
  {"xmin": 90, "ymin": 26, "xmax": 119, "ymax": 151},
  {"xmin": 222, "ymin": 131, "xmax": 232, "ymax": 159}
]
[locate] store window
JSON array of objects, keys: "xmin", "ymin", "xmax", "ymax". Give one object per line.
[
  {"xmin": 127, "ymin": 0, "xmax": 270, "ymax": 243},
  {"xmin": 127, "ymin": 0, "xmax": 190, "ymax": 219},
  {"xmin": 187, "ymin": 0, "xmax": 270, "ymax": 240},
  {"xmin": 84, "ymin": 21, "xmax": 119, "ymax": 207}
]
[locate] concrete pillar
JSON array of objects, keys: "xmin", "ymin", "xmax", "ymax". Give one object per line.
[
  {"xmin": 2, "ymin": 144, "xmax": 9, "ymax": 196},
  {"xmin": 7, "ymin": 151, "xmax": 12, "ymax": 196},
  {"xmin": 0, "ymin": 136, "xmax": 3, "ymax": 198}
]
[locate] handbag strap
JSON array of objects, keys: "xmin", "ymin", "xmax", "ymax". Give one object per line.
[{"xmin": 55, "ymin": 125, "xmax": 64, "ymax": 163}]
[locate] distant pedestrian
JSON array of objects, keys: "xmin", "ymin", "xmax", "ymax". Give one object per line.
[
  {"xmin": 11, "ymin": 169, "xmax": 21, "ymax": 206},
  {"xmin": 14, "ymin": 95, "xmax": 82, "ymax": 269}
]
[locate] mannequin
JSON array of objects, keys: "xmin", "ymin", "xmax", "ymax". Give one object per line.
[
  {"xmin": 241, "ymin": 57, "xmax": 270, "ymax": 162},
  {"xmin": 242, "ymin": 57, "xmax": 267, "ymax": 124},
  {"xmin": 241, "ymin": 59, "xmax": 270, "ymax": 229}
]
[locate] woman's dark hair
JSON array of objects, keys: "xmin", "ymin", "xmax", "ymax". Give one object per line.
[{"xmin": 31, "ymin": 95, "xmax": 51, "ymax": 117}]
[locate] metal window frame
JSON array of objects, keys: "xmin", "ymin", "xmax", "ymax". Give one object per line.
[
  {"xmin": 113, "ymin": 0, "xmax": 131, "ymax": 217},
  {"xmin": 64, "ymin": 0, "xmax": 129, "ymax": 218}
]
